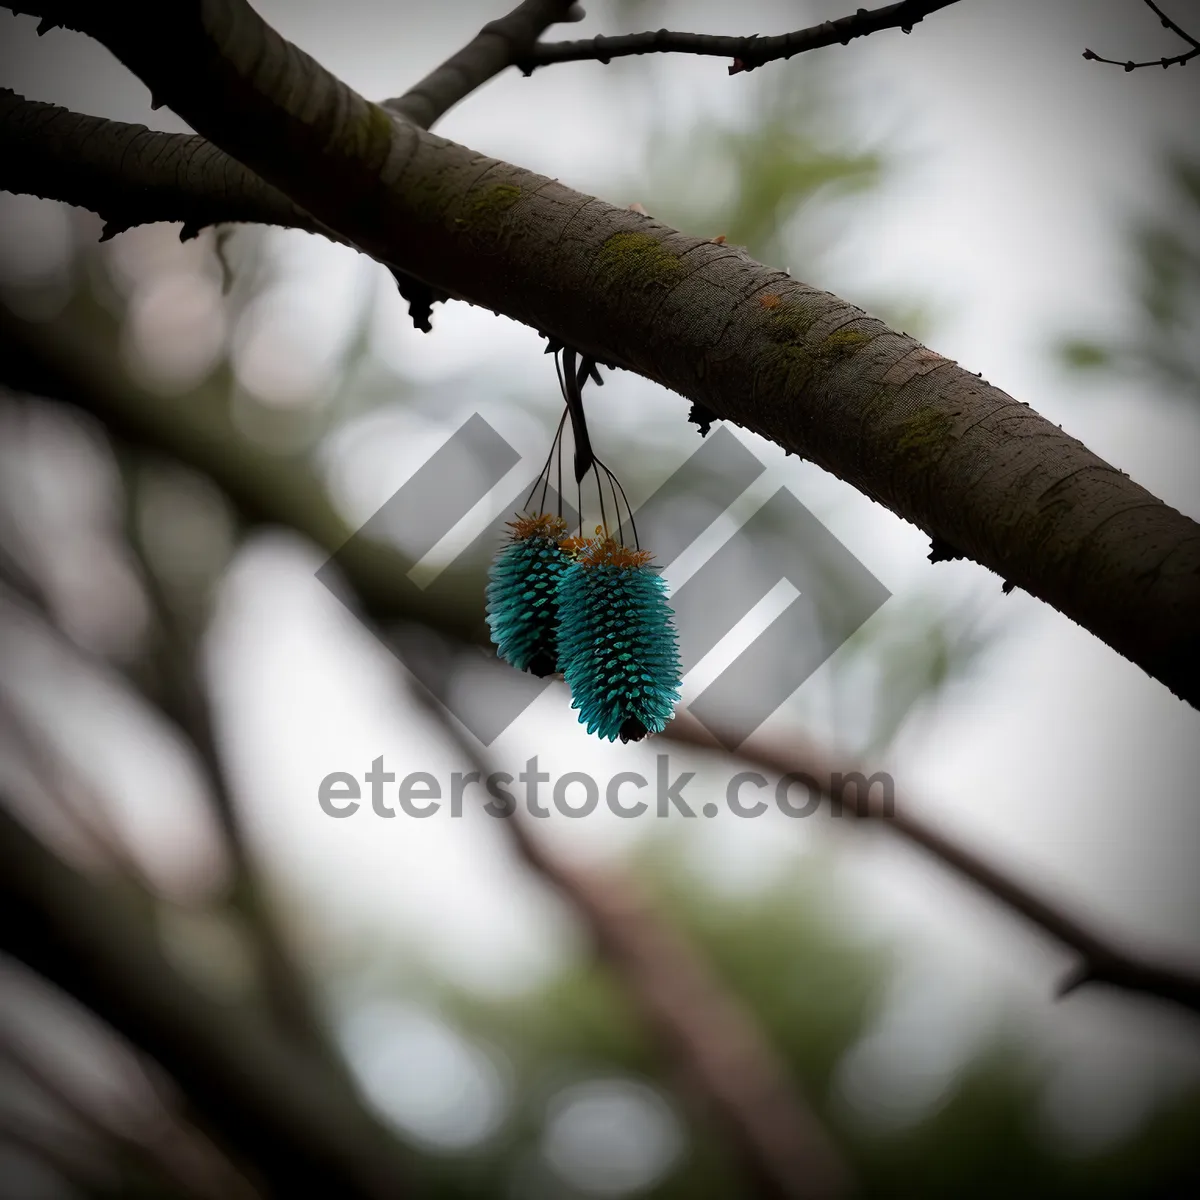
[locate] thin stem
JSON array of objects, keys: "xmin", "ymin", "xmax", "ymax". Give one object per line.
[
  {"xmin": 1083, "ymin": 0, "xmax": 1199, "ymax": 70},
  {"xmin": 518, "ymin": 0, "xmax": 962, "ymax": 75}
]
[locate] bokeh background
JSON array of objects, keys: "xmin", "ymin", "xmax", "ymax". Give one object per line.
[{"xmin": 2, "ymin": 0, "xmax": 1199, "ymax": 1195}]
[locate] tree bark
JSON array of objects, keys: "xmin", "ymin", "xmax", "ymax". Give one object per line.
[{"xmin": 5, "ymin": 0, "xmax": 1200, "ymax": 707}]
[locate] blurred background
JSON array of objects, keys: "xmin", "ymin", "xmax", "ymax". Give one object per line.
[{"xmin": 1, "ymin": 0, "xmax": 1199, "ymax": 1195}]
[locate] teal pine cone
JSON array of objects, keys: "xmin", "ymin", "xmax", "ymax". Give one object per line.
[
  {"xmin": 486, "ymin": 521, "xmax": 571, "ymax": 678},
  {"xmin": 556, "ymin": 559, "xmax": 682, "ymax": 742}
]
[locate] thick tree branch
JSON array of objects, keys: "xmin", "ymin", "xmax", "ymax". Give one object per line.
[
  {"xmin": 0, "ymin": 87, "xmax": 454, "ymax": 331},
  {"xmin": 383, "ymin": 0, "xmax": 582, "ymax": 126},
  {"xmin": 5, "ymin": 302, "xmax": 1197, "ymax": 1023},
  {"xmin": 0, "ymin": 801, "xmax": 414, "ymax": 1198},
  {"xmin": 517, "ymin": 0, "xmax": 962, "ymax": 75},
  {"xmin": 0, "ymin": 88, "xmax": 320, "ymax": 241},
  {"xmin": 24, "ymin": 0, "xmax": 1197, "ymax": 709}
]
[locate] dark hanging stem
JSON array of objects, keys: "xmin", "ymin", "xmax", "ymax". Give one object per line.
[
  {"xmin": 525, "ymin": 405, "xmax": 569, "ymax": 515},
  {"xmin": 560, "ymin": 346, "xmax": 597, "ymax": 483},
  {"xmin": 523, "ymin": 345, "xmax": 639, "ymax": 547}
]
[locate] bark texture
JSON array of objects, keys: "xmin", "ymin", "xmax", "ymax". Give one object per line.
[
  {"xmin": 5, "ymin": 1, "xmax": 1200, "ymax": 706},
  {"xmin": 0, "ymin": 87, "xmax": 317, "ymax": 239}
]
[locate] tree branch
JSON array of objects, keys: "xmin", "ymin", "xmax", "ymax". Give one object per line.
[
  {"xmin": 1083, "ymin": 0, "xmax": 1200, "ymax": 71},
  {"xmin": 0, "ymin": 88, "xmax": 321, "ymax": 242},
  {"xmin": 383, "ymin": 0, "xmax": 583, "ymax": 126},
  {"xmin": 20, "ymin": 0, "xmax": 1196, "ymax": 708},
  {"xmin": 0, "ymin": 87, "xmax": 454, "ymax": 331},
  {"xmin": 517, "ymin": 0, "xmax": 962, "ymax": 75}
]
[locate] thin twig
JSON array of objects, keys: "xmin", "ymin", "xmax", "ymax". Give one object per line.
[
  {"xmin": 663, "ymin": 714, "xmax": 1200, "ymax": 1018},
  {"xmin": 1083, "ymin": 0, "xmax": 1199, "ymax": 70},
  {"xmin": 383, "ymin": 0, "xmax": 583, "ymax": 126},
  {"xmin": 1144, "ymin": 0, "xmax": 1200, "ymax": 47},
  {"xmin": 518, "ymin": 0, "xmax": 962, "ymax": 75}
]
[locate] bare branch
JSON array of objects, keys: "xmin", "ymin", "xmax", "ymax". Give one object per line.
[
  {"xmin": 517, "ymin": 0, "xmax": 962, "ymax": 75},
  {"xmin": 1083, "ymin": 0, "xmax": 1199, "ymax": 70},
  {"xmin": 0, "ymin": 86, "xmax": 456, "ymax": 331},
  {"xmin": 383, "ymin": 0, "xmax": 583, "ymax": 126},
  {"xmin": 1143, "ymin": 0, "xmax": 1200, "ymax": 48},
  {"xmin": 664, "ymin": 715, "xmax": 1200, "ymax": 1019},
  {"xmin": 0, "ymin": 88, "xmax": 320, "ymax": 241}
]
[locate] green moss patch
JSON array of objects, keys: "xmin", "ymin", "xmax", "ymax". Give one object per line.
[
  {"xmin": 594, "ymin": 232, "xmax": 684, "ymax": 291},
  {"xmin": 895, "ymin": 406, "xmax": 956, "ymax": 465}
]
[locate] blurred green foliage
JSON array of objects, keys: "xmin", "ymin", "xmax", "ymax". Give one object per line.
[
  {"xmin": 1059, "ymin": 153, "xmax": 1200, "ymax": 408},
  {"xmin": 639, "ymin": 67, "xmax": 882, "ymax": 271},
  {"xmin": 333, "ymin": 849, "xmax": 1200, "ymax": 1199}
]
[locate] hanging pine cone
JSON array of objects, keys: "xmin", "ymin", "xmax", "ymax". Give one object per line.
[
  {"xmin": 556, "ymin": 536, "xmax": 681, "ymax": 742},
  {"xmin": 486, "ymin": 514, "xmax": 571, "ymax": 678}
]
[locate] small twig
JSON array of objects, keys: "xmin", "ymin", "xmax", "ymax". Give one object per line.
[
  {"xmin": 1144, "ymin": 0, "xmax": 1200, "ymax": 47},
  {"xmin": 664, "ymin": 714, "xmax": 1200, "ymax": 1019},
  {"xmin": 383, "ymin": 0, "xmax": 583, "ymax": 126},
  {"xmin": 518, "ymin": 0, "xmax": 961, "ymax": 75},
  {"xmin": 1083, "ymin": 0, "xmax": 1199, "ymax": 70}
]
